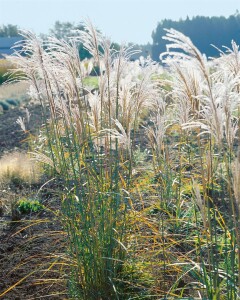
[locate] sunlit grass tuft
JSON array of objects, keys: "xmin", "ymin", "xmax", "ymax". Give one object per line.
[{"xmin": 0, "ymin": 151, "xmax": 42, "ymax": 185}]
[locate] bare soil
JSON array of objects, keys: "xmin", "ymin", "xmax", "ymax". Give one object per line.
[
  {"xmin": 0, "ymin": 104, "xmax": 43, "ymax": 156},
  {"xmin": 0, "ymin": 103, "xmax": 68, "ymax": 299}
]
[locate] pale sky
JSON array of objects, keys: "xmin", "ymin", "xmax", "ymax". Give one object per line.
[{"xmin": 0, "ymin": 0, "xmax": 239, "ymax": 44}]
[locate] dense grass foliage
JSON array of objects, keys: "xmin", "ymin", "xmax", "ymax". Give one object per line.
[{"xmin": 7, "ymin": 24, "xmax": 240, "ymax": 299}]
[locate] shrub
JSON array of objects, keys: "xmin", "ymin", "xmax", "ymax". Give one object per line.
[
  {"xmin": 0, "ymin": 100, "xmax": 10, "ymax": 111},
  {"xmin": 5, "ymin": 98, "xmax": 19, "ymax": 106}
]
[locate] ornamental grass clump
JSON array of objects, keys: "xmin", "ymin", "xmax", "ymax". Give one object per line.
[
  {"xmin": 9, "ymin": 21, "xmax": 161, "ymax": 299},
  {"xmin": 160, "ymin": 28, "xmax": 240, "ymax": 299},
  {"xmin": 0, "ymin": 151, "xmax": 41, "ymax": 185},
  {"xmin": 8, "ymin": 24, "xmax": 240, "ymax": 299}
]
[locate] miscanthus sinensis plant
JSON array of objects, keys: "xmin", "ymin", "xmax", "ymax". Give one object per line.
[
  {"xmin": 161, "ymin": 28, "xmax": 240, "ymax": 299},
  {"xmin": 10, "ymin": 21, "xmax": 164, "ymax": 299},
  {"xmin": 9, "ymin": 23, "xmax": 239, "ymax": 299}
]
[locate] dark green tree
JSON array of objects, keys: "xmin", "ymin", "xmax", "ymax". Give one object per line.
[{"xmin": 152, "ymin": 12, "xmax": 240, "ymax": 61}]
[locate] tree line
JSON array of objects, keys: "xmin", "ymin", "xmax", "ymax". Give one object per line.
[
  {"xmin": 151, "ymin": 12, "xmax": 240, "ymax": 61},
  {"xmin": 1, "ymin": 13, "xmax": 240, "ymax": 62}
]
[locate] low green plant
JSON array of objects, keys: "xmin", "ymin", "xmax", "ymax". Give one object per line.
[{"xmin": 16, "ymin": 198, "xmax": 44, "ymax": 214}]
